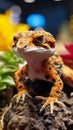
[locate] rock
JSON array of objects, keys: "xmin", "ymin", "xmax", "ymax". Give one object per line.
[{"xmin": 3, "ymin": 80, "xmax": 73, "ymax": 130}]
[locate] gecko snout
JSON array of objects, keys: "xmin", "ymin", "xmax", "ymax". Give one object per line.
[{"xmin": 17, "ymin": 42, "xmax": 28, "ymax": 50}]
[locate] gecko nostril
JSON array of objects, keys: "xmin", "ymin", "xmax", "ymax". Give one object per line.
[
  {"xmin": 12, "ymin": 44, "xmax": 16, "ymax": 48},
  {"xmin": 24, "ymin": 44, "xmax": 28, "ymax": 48},
  {"xmin": 17, "ymin": 43, "xmax": 28, "ymax": 49}
]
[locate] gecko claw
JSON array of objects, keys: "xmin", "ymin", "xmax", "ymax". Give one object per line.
[
  {"xmin": 14, "ymin": 90, "xmax": 31, "ymax": 103},
  {"xmin": 36, "ymin": 96, "xmax": 65, "ymax": 113}
]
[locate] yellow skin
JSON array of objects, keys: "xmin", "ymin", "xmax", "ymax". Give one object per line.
[{"xmin": 12, "ymin": 30, "xmax": 73, "ymax": 113}]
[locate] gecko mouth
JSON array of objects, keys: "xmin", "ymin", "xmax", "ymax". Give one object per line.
[
  {"xmin": 13, "ymin": 46, "xmax": 55, "ymax": 60},
  {"xmin": 24, "ymin": 47, "xmax": 55, "ymax": 55}
]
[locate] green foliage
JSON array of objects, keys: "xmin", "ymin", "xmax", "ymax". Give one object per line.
[{"xmin": 0, "ymin": 49, "xmax": 24, "ymax": 91}]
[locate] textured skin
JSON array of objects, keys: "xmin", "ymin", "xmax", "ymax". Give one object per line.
[{"xmin": 12, "ymin": 30, "xmax": 73, "ymax": 112}]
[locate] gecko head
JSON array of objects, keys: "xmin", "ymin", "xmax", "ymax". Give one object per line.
[{"xmin": 12, "ymin": 30, "xmax": 56, "ymax": 59}]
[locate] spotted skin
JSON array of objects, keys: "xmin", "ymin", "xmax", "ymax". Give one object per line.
[
  {"xmin": 12, "ymin": 30, "xmax": 73, "ymax": 113},
  {"xmin": 42, "ymin": 58, "xmax": 63, "ymax": 98}
]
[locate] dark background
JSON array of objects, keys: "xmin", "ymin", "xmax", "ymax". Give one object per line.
[{"xmin": 0, "ymin": 0, "xmax": 73, "ymax": 36}]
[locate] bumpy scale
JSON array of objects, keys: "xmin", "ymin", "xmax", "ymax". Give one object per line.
[{"xmin": 12, "ymin": 30, "xmax": 73, "ymax": 113}]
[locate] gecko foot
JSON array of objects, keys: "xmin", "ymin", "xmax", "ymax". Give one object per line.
[
  {"xmin": 14, "ymin": 90, "xmax": 31, "ymax": 103},
  {"xmin": 36, "ymin": 96, "xmax": 65, "ymax": 113}
]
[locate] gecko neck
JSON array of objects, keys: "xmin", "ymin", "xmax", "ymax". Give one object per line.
[
  {"xmin": 24, "ymin": 53, "xmax": 50, "ymax": 81},
  {"xmin": 25, "ymin": 52, "xmax": 49, "ymax": 68}
]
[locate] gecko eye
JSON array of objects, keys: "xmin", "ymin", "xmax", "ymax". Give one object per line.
[
  {"xmin": 34, "ymin": 35, "xmax": 45, "ymax": 45},
  {"xmin": 13, "ymin": 36, "xmax": 18, "ymax": 44}
]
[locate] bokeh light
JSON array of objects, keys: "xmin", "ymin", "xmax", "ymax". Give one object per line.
[
  {"xmin": 24, "ymin": 0, "xmax": 35, "ymax": 3},
  {"xmin": 10, "ymin": 5, "xmax": 22, "ymax": 23},
  {"xmin": 54, "ymin": 0, "xmax": 61, "ymax": 1},
  {"xmin": 10, "ymin": 5, "xmax": 22, "ymax": 16},
  {"xmin": 35, "ymin": 27, "xmax": 44, "ymax": 31},
  {"xmin": 26, "ymin": 13, "xmax": 46, "ymax": 28}
]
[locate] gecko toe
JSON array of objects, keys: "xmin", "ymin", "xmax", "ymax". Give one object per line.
[
  {"xmin": 14, "ymin": 90, "xmax": 32, "ymax": 103},
  {"xmin": 36, "ymin": 96, "xmax": 65, "ymax": 113}
]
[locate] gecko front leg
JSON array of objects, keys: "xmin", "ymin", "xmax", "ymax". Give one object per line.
[
  {"xmin": 36, "ymin": 65, "xmax": 64, "ymax": 113},
  {"xmin": 14, "ymin": 64, "xmax": 31, "ymax": 102}
]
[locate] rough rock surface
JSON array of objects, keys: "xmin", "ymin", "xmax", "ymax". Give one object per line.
[{"xmin": 3, "ymin": 80, "xmax": 73, "ymax": 130}]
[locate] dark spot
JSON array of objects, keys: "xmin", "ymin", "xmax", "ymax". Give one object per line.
[
  {"xmin": 54, "ymin": 62, "xmax": 59, "ymax": 66},
  {"xmin": 23, "ymin": 77, "xmax": 26, "ymax": 81},
  {"xmin": 21, "ymin": 70, "xmax": 24, "ymax": 74},
  {"xmin": 45, "ymin": 75, "xmax": 50, "ymax": 79},
  {"xmin": 49, "ymin": 67, "xmax": 52, "ymax": 70},
  {"xmin": 18, "ymin": 85, "xmax": 23, "ymax": 89},
  {"xmin": 59, "ymin": 64, "xmax": 63, "ymax": 68},
  {"xmin": 58, "ymin": 79, "xmax": 61, "ymax": 82},
  {"xmin": 56, "ymin": 91, "xmax": 60, "ymax": 94},
  {"xmin": 57, "ymin": 71, "xmax": 60, "ymax": 75},
  {"xmin": 19, "ymin": 78, "xmax": 22, "ymax": 82},
  {"xmin": 12, "ymin": 44, "xmax": 16, "ymax": 48},
  {"xmin": 13, "ymin": 37, "xmax": 17, "ymax": 42},
  {"xmin": 50, "ymin": 42, "xmax": 55, "ymax": 48},
  {"xmin": 54, "ymin": 54, "xmax": 59, "ymax": 57},
  {"xmin": 13, "ymin": 36, "xmax": 18, "ymax": 44},
  {"xmin": 59, "ymin": 82, "xmax": 62, "ymax": 85}
]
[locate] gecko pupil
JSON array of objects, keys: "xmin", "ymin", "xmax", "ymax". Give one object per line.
[{"xmin": 36, "ymin": 35, "xmax": 44, "ymax": 44}]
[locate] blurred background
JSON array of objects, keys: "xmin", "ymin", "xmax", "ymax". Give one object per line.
[
  {"xmin": 0, "ymin": 0, "xmax": 73, "ymax": 47},
  {"xmin": 0, "ymin": 0, "xmax": 73, "ymax": 37},
  {"xmin": 0, "ymin": 0, "xmax": 73, "ymax": 44}
]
